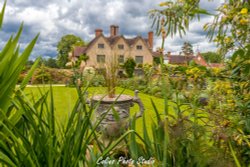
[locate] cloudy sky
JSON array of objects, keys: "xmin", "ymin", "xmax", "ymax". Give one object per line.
[{"xmin": 0, "ymin": 0, "xmax": 223, "ymax": 59}]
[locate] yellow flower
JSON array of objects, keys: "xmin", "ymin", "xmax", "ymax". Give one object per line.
[
  {"xmin": 226, "ymin": 89, "xmax": 233, "ymax": 94},
  {"xmin": 213, "ymin": 68, "xmax": 220, "ymax": 74},
  {"xmin": 240, "ymin": 8, "xmax": 248, "ymax": 14},
  {"xmin": 237, "ymin": 137, "xmax": 243, "ymax": 145},
  {"xmin": 223, "ymin": 4, "xmax": 228, "ymax": 9},
  {"xmin": 221, "ymin": 16, "xmax": 227, "ymax": 22},
  {"xmin": 236, "ymin": 31, "xmax": 241, "ymax": 36},
  {"xmin": 159, "ymin": 2, "xmax": 169, "ymax": 7},
  {"xmin": 224, "ymin": 37, "xmax": 232, "ymax": 44},
  {"xmin": 240, "ymin": 18, "xmax": 248, "ymax": 25},
  {"xmin": 159, "ymin": 1, "xmax": 173, "ymax": 7}
]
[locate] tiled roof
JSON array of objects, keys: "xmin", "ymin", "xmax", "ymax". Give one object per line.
[
  {"xmin": 168, "ymin": 55, "xmax": 195, "ymax": 64},
  {"xmin": 73, "ymin": 46, "xmax": 87, "ymax": 57},
  {"xmin": 209, "ymin": 63, "xmax": 224, "ymax": 68},
  {"xmin": 193, "ymin": 55, "xmax": 208, "ymax": 66},
  {"xmin": 73, "ymin": 35, "xmax": 150, "ymax": 57},
  {"xmin": 106, "ymin": 36, "xmax": 121, "ymax": 45},
  {"xmin": 152, "ymin": 51, "xmax": 162, "ymax": 57},
  {"xmin": 126, "ymin": 37, "xmax": 139, "ymax": 46}
]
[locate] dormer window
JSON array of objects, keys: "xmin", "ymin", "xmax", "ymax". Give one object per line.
[
  {"xmin": 136, "ymin": 45, "xmax": 142, "ymax": 50},
  {"xmin": 118, "ymin": 44, "xmax": 124, "ymax": 49},
  {"xmin": 98, "ymin": 43, "xmax": 104, "ymax": 49}
]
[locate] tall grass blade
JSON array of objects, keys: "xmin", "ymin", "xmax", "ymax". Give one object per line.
[
  {"xmin": 229, "ymin": 142, "xmax": 241, "ymax": 167},
  {"xmin": 100, "ymin": 130, "xmax": 134, "ymax": 158},
  {"xmin": 0, "ymin": 151, "xmax": 16, "ymax": 167},
  {"xmin": 0, "ymin": 31, "xmax": 38, "ymax": 112},
  {"xmin": 0, "ymin": 0, "xmax": 6, "ymax": 28},
  {"xmin": 129, "ymin": 116, "xmax": 138, "ymax": 159},
  {"xmin": 150, "ymin": 99, "xmax": 162, "ymax": 123},
  {"xmin": 0, "ymin": 36, "xmax": 13, "ymax": 61},
  {"xmin": 20, "ymin": 57, "xmax": 41, "ymax": 90},
  {"xmin": 142, "ymin": 114, "xmax": 152, "ymax": 157}
]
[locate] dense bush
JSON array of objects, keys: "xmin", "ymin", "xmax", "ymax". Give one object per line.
[
  {"xmin": 31, "ymin": 66, "xmax": 73, "ymax": 84},
  {"xmin": 88, "ymin": 74, "xmax": 105, "ymax": 87},
  {"xmin": 123, "ymin": 57, "xmax": 136, "ymax": 77}
]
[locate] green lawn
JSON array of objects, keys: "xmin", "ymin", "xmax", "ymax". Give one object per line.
[{"xmin": 25, "ymin": 86, "xmax": 168, "ymax": 136}]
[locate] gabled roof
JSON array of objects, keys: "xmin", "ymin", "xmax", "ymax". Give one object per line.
[
  {"xmin": 79, "ymin": 34, "xmax": 111, "ymax": 54},
  {"xmin": 106, "ymin": 35, "xmax": 130, "ymax": 48},
  {"xmin": 193, "ymin": 55, "xmax": 208, "ymax": 66},
  {"xmin": 73, "ymin": 34, "xmax": 152, "ymax": 57},
  {"xmin": 166, "ymin": 53, "xmax": 210, "ymax": 67},
  {"xmin": 126, "ymin": 36, "xmax": 153, "ymax": 54},
  {"xmin": 152, "ymin": 51, "xmax": 162, "ymax": 57},
  {"xmin": 106, "ymin": 36, "xmax": 121, "ymax": 45}
]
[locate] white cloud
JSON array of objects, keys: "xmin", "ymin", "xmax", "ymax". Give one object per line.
[{"xmin": 0, "ymin": 0, "xmax": 220, "ymax": 59}]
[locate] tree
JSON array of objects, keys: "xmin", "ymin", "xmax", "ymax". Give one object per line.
[
  {"xmin": 77, "ymin": 54, "xmax": 89, "ymax": 66},
  {"xmin": 44, "ymin": 57, "xmax": 58, "ymax": 68},
  {"xmin": 181, "ymin": 42, "xmax": 194, "ymax": 56},
  {"xmin": 57, "ymin": 34, "xmax": 84, "ymax": 68},
  {"xmin": 123, "ymin": 57, "xmax": 136, "ymax": 78},
  {"xmin": 201, "ymin": 52, "xmax": 223, "ymax": 63},
  {"xmin": 26, "ymin": 60, "xmax": 34, "ymax": 67}
]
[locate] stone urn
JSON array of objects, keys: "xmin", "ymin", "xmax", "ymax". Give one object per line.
[{"xmin": 89, "ymin": 90, "xmax": 144, "ymax": 138}]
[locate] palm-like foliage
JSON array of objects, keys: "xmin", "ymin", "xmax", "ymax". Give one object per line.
[{"xmin": 0, "ymin": 3, "xmax": 133, "ymax": 166}]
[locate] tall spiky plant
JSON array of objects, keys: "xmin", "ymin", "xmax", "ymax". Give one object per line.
[
  {"xmin": 0, "ymin": 3, "xmax": 135, "ymax": 166},
  {"xmin": 102, "ymin": 52, "xmax": 119, "ymax": 98},
  {"xmin": 0, "ymin": 0, "xmax": 39, "ymax": 114}
]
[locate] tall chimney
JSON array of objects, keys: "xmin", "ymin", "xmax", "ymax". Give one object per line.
[
  {"xmin": 95, "ymin": 29, "xmax": 103, "ymax": 37},
  {"xmin": 167, "ymin": 51, "xmax": 171, "ymax": 56},
  {"xmin": 148, "ymin": 31, "xmax": 153, "ymax": 49},
  {"xmin": 110, "ymin": 25, "xmax": 119, "ymax": 37}
]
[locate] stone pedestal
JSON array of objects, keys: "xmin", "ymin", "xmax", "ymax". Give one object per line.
[{"xmin": 90, "ymin": 90, "xmax": 144, "ymax": 138}]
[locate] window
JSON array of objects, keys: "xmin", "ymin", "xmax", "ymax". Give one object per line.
[
  {"xmin": 135, "ymin": 56, "xmax": 143, "ymax": 64},
  {"xmin": 118, "ymin": 55, "xmax": 124, "ymax": 63},
  {"xmin": 136, "ymin": 45, "xmax": 142, "ymax": 50},
  {"xmin": 118, "ymin": 44, "xmax": 124, "ymax": 49},
  {"xmin": 98, "ymin": 43, "xmax": 104, "ymax": 49},
  {"xmin": 97, "ymin": 55, "xmax": 105, "ymax": 63}
]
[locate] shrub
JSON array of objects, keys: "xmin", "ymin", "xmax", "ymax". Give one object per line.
[
  {"xmin": 123, "ymin": 57, "xmax": 136, "ymax": 77},
  {"xmin": 89, "ymin": 75, "xmax": 105, "ymax": 87}
]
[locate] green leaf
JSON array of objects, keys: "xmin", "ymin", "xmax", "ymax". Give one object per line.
[
  {"xmin": 231, "ymin": 49, "xmax": 244, "ymax": 62},
  {"xmin": 151, "ymin": 99, "xmax": 161, "ymax": 123},
  {"xmin": 142, "ymin": 114, "xmax": 152, "ymax": 157},
  {"xmin": 100, "ymin": 130, "xmax": 134, "ymax": 158},
  {"xmin": 20, "ymin": 57, "xmax": 41, "ymax": 90},
  {"xmin": 228, "ymin": 142, "xmax": 241, "ymax": 167},
  {"xmin": 0, "ymin": 151, "xmax": 16, "ymax": 167},
  {"xmin": 0, "ymin": 0, "xmax": 6, "ymax": 28},
  {"xmin": 0, "ymin": 33, "xmax": 39, "ymax": 112},
  {"xmin": 191, "ymin": 8, "xmax": 212, "ymax": 16},
  {"xmin": 129, "ymin": 116, "xmax": 138, "ymax": 159},
  {"xmin": 0, "ymin": 36, "xmax": 13, "ymax": 61}
]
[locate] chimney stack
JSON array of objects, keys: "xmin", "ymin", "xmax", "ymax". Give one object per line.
[
  {"xmin": 110, "ymin": 25, "xmax": 119, "ymax": 37},
  {"xmin": 148, "ymin": 31, "xmax": 153, "ymax": 49},
  {"xmin": 167, "ymin": 51, "xmax": 171, "ymax": 56},
  {"xmin": 95, "ymin": 29, "xmax": 103, "ymax": 37}
]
